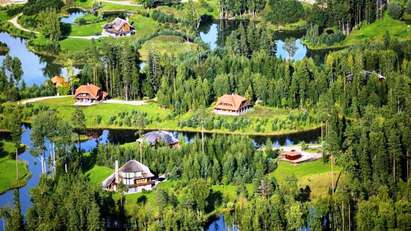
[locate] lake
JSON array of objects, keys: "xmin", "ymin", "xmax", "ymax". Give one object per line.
[
  {"xmin": 0, "ymin": 32, "xmax": 74, "ymax": 86},
  {"xmin": 199, "ymin": 20, "xmax": 330, "ymax": 62},
  {"xmin": 0, "ymin": 125, "xmax": 320, "ymax": 229}
]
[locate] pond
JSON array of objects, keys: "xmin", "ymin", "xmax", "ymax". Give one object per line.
[
  {"xmin": 60, "ymin": 10, "xmax": 86, "ymax": 24},
  {"xmin": 0, "ymin": 32, "xmax": 75, "ymax": 86},
  {"xmin": 199, "ymin": 20, "xmax": 329, "ymax": 62},
  {"xmin": 0, "ymin": 126, "xmax": 320, "ymax": 229},
  {"xmin": 206, "ymin": 215, "xmax": 237, "ymax": 231}
]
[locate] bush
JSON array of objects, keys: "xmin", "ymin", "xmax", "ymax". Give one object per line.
[{"xmin": 387, "ymin": 3, "xmax": 403, "ymax": 20}]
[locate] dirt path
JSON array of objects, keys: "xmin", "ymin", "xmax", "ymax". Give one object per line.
[
  {"xmin": 8, "ymin": 13, "xmax": 39, "ymax": 34},
  {"xmin": 18, "ymin": 95, "xmax": 70, "ymax": 104},
  {"xmin": 103, "ymin": 99, "xmax": 146, "ymax": 106},
  {"xmin": 9, "ymin": 14, "xmax": 107, "ymax": 40},
  {"xmin": 100, "ymin": 0, "xmax": 141, "ymax": 6}
]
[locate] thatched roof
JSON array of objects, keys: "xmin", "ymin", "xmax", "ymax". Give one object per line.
[{"xmin": 119, "ymin": 160, "xmax": 154, "ymax": 178}]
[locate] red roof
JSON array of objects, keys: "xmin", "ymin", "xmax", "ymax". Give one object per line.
[{"xmin": 75, "ymin": 84, "xmax": 101, "ymax": 99}]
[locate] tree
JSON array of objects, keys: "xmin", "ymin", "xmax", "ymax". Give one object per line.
[
  {"xmin": 37, "ymin": 8, "xmax": 61, "ymax": 52},
  {"xmin": 264, "ymin": 0, "xmax": 304, "ymax": 24},
  {"xmin": 284, "ymin": 38, "xmax": 297, "ymax": 60},
  {"xmin": 71, "ymin": 107, "xmax": 86, "ymax": 151},
  {"xmin": 0, "ymin": 190, "xmax": 25, "ymax": 231},
  {"xmin": 387, "ymin": 3, "xmax": 403, "ymax": 20}
]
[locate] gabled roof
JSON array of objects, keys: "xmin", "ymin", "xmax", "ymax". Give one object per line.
[
  {"xmin": 215, "ymin": 94, "xmax": 250, "ymax": 111},
  {"xmin": 74, "ymin": 84, "xmax": 101, "ymax": 99}
]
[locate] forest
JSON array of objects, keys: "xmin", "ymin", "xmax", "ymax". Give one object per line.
[{"xmin": 0, "ymin": 0, "xmax": 410, "ymax": 230}]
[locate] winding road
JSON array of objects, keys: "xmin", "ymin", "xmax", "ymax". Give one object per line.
[{"xmin": 8, "ymin": 13, "xmax": 108, "ymax": 40}]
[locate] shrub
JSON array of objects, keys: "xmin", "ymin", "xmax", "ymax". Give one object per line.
[{"xmin": 387, "ymin": 3, "xmax": 403, "ymax": 20}]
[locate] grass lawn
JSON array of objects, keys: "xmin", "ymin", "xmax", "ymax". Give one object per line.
[
  {"xmin": 139, "ymin": 35, "xmax": 200, "ymax": 60},
  {"xmin": 0, "ymin": 141, "xmax": 30, "ymax": 194},
  {"xmin": 86, "ymin": 165, "xmax": 114, "ymax": 186},
  {"xmin": 129, "ymin": 13, "xmax": 159, "ymax": 40},
  {"xmin": 28, "ymin": 96, "xmax": 319, "ymax": 135},
  {"xmin": 69, "ymin": 21, "xmax": 107, "ymax": 36},
  {"xmin": 344, "ymin": 14, "xmax": 411, "ymax": 45},
  {"xmin": 272, "ymin": 159, "xmax": 343, "ymax": 200},
  {"xmin": 60, "ymin": 38, "xmax": 95, "ymax": 52}
]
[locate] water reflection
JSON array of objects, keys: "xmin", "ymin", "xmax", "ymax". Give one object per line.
[
  {"xmin": 0, "ymin": 126, "xmax": 319, "ymax": 230},
  {"xmin": 0, "ymin": 32, "xmax": 70, "ymax": 86},
  {"xmin": 60, "ymin": 11, "xmax": 85, "ymax": 24}
]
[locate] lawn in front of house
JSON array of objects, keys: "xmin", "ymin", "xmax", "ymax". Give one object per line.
[
  {"xmin": 0, "ymin": 141, "xmax": 30, "ymax": 194},
  {"xmin": 69, "ymin": 21, "xmax": 107, "ymax": 36},
  {"xmin": 27, "ymin": 96, "xmax": 319, "ymax": 135},
  {"xmin": 86, "ymin": 165, "xmax": 114, "ymax": 186}
]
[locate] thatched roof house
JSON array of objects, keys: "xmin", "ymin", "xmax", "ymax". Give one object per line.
[
  {"xmin": 102, "ymin": 160, "xmax": 155, "ymax": 193},
  {"xmin": 214, "ymin": 94, "xmax": 252, "ymax": 115},
  {"xmin": 137, "ymin": 131, "xmax": 179, "ymax": 148}
]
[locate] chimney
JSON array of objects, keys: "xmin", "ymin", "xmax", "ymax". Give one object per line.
[{"xmin": 115, "ymin": 160, "xmax": 119, "ymax": 183}]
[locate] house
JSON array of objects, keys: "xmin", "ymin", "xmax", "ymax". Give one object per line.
[
  {"xmin": 102, "ymin": 160, "xmax": 155, "ymax": 194},
  {"xmin": 51, "ymin": 76, "xmax": 68, "ymax": 88},
  {"xmin": 279, "ymin": 146, "xmax": 322, "ymax": 164},
  {"xmin": 137, "ymin": 131, "xmax": 180, "ymax": 148},
  {"xmin": 74, "ymin": 83, "xmax": 108, "ymax": 105},
  {"xmin": 214, "ymin": 94, "xmax": 252, "ymax": 115},
  {"xmin": 283, "ymin": 149, "xmax": 302, "ymax": 161},
  {"xmin": 103, "ymin": 17, "xmax": 135, "ymax": 37}
]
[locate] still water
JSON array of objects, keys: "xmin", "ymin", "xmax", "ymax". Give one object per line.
[
  {"xmin": 0, "ymin": 32, "xmax": 72, "ymax": 86},
  {"xmin": 60, "ymin": 10, "xmax": 86, "ymax": 24},
  {"xmin": 199, "ymin": 20, "xmax": 308, "ymax": 61}
]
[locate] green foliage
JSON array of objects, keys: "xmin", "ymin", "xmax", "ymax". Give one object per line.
[
  {"xmin": 23, "ymin": 0, "xmax": 64, "ymax": 16},
  {"xmin": 388, "ymin": 3, "xmax": 404, "ymax": 20},
  {"xmin": 264, "ymin": 0, "xmax": 304, "ymax": 24},
  {"xmin": 26, "ymin": 175, "xmax": 103, "ymax": 231}
]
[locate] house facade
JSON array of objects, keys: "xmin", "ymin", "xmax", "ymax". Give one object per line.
[
  {"xmin": 102, "ymin": 160, "xmax": 155, "ymax": 194},
  {"xmin": 103, "ymin": 17, "xmax": 135, "ymax": 37},
  {"xmin": 214, "ymin": 94, "xmax": 252, "ymax": 115},
  {"xmin": 74, "ymin": 83, "xmax": 108, "ymax": 105}
]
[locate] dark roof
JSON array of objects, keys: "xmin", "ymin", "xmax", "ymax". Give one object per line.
[{"xmin": 138, "ymin": 131, "xmax": 179, "ymax": 146}]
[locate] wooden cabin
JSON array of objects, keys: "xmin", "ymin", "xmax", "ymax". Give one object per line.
[
  {"xmin": 102, "ymin": 160, "xmax": 155, "ymax": 193},
  {"xmin": 103, "ymin": 17, "xmax": 135, "ymax": 37},
  {"xmin": 74, "ymin": 83, "xmax": 108, "ymax": 104},
  {"xmin": 214, "ymin": 94, "xmax": 252, "ymax": 115}
]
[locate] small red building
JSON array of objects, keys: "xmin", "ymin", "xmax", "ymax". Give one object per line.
[{"xmin": 283, "ymin": 149, "xmax": 302, "ymax": 161}]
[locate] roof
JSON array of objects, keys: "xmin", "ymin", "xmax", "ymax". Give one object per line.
[
  {"xmin": 215, "ymin": 94, "xmax": 250, "ymax": 111},
  {"xmin": 119, "ymin": 160, "xmax": 154, "ymax": 178},
  {"xmin": 51, "ymin": 76, "xmax": 68, "ymax": 87},
  {"xmin": 138, "ymin": 131, "xmax": 179, "ymax": 146},
  {"xmin": 283, "ymin": 149, "xmax": 302, "ymax": 156},
  {"xmin": 74, "ymin": 84, "xmax": 101, "ymax": 99},
  {"xmin": 105, "ymin": 17, "xmax": 133, "ymax": 32}
]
